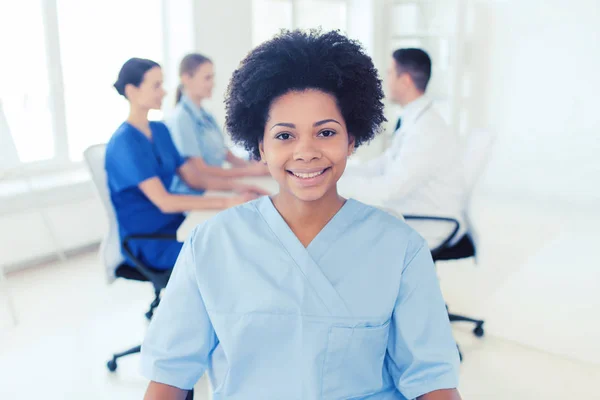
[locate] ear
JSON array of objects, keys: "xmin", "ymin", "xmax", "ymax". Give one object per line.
[
  {"xmin": 258, "ymin": 141, "xmax": 267, "ymax": 164},
  {"xmin": 124, "ymin": 83, "xmax": 136, "ymax": 100},
  {"xmin": 347, "ymin": 135, "xmax": 356, "ymax": 156}
]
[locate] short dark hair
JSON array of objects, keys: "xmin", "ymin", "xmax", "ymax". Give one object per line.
[
  {"xmin": 225, "ymin": 29, "xmax": 386, "ymax": 160},
  {"xmin": 113, "ymin": 58, "xmax": 160, "ymax": 98},
  {"xmin": 392, "ymin": 48, "xmax": 431, "ymax": 92}
]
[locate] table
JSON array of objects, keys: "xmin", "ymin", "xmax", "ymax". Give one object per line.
[{"xmin": 177, "ymin": 176, "xmax": 455, "ymax": 251}]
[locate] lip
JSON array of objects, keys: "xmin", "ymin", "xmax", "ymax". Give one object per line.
[{"xmin": 287, "ymin": 167, "xmax": 331, "ymax": 187}]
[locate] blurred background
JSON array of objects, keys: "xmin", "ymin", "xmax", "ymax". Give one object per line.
[{"xmin": 0, "ymin": 0, "xmax": 599, "ymax": 399}]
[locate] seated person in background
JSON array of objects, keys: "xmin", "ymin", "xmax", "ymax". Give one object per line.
[
  {"xmin": 339, "ymin": 48, "xmax": 466, "ymax": 242},
  {"xmin": 166, "ymin": 53, "xmax": 269, "ymax": 195},
  {"xmin": 106, "ymin": 58, "xmax": 267, "ymax": 270},
  {"xmin": 141, "ymin": 31, "xmax": 461, "ymax": 400}
]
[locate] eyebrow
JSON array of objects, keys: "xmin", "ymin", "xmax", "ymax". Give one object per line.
[{"xmin": 269, "ymin": 119, "xmax": 342, "ymax": 131}]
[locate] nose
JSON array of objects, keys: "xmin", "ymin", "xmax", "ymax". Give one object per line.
[{"xmin": 293, "ymin": 136, "xmax": 321, "ymax": 162}]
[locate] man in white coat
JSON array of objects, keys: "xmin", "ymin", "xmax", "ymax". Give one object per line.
[{"xmin": 339, "ymin": 48, "xmax": 467, "ymax": 245}]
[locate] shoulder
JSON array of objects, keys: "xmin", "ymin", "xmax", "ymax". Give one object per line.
[
  {"xmin": 165, "ymin": 104, "xmax": 194, "ymax": 129},
  {"xmin": 150, "ymin": 120, "xmax": 170, "ymax": 134},
  {"xmin": 106, "ymin": 123, "xmax": 138, "ymax": 157},
  {"xmin": 187, "ymin": 199, "xmax": 263, "ymax": 247},
  {"xmin": 351, "ymin": 200, "xmax": 427, "ymax": 263}
]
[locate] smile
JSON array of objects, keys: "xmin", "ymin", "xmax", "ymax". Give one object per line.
[{"xmin": 287, "ymin": 167, "xmax": 330, "ymax": 180}]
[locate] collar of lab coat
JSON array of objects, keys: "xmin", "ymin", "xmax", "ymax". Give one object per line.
[{"xmin": 401, "ymin": 95, "xmax": 431, "ymax": 124}]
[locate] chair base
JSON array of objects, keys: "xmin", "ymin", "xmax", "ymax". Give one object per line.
[
  {"xmin": 447, "ymin": 307, "xmax": 485, "ymax": 362},
  {"xmin": 449, "ymin": 312, "xmax": 485, "ymax": 338}
]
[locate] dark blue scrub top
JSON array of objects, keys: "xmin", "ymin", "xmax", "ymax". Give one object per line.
[{"xmin": 105, "ymin": 121, "xmax": 186, "ymax": 269}]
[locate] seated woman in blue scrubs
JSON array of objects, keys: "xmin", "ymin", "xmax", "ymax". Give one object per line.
[
  {"xmin": 166, "ymin": 53, "xmax": 269, "ymax": 195},
  {"xmin": 141, "ymin": 31, "xmax": 461, "ymax": 399},
  {"xmin": 106, "ymin": 58, "xmax": 266, "ymax": 271}
]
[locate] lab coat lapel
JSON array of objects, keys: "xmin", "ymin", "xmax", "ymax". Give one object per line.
[{"xmin": 255, "ymin": 197, "xmax": 353, "ymax": 317}]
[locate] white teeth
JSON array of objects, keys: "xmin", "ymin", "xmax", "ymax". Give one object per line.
[{"xmin": 292, "ymin": 170, "xmax": 325, "ymax": 179}]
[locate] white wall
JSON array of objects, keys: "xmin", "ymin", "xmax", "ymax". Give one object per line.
[
  {"xmin": 471, "ymin": 0, "xmax": 600, "ymax": 205},
  {"xmin": 193, "ymin": 0, "xmax": 254, "ymax": 129}
]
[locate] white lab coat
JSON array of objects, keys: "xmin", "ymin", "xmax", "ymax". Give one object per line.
[{"xmin": 339, "ymin": 96, "xmax": 466, "ymax": 244}]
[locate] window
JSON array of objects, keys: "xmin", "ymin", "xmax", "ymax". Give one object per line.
[
  {"xmin": 252, "ymin": 0, "xmax": 348, "ymax": 47},
  {"xmin": 57, "ymin": 0, "xmax": 164, "ymax": 161},
  {"xmin": 0, "ymin": 0, "xmax": 166, "ymax": 169},
  {"xmin": 0, "ymin": 1, "xmax": 55, "ymax": 164}
]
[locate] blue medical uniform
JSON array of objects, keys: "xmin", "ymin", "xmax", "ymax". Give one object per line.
[
  {"xmin": 140, "ymin": 196, "xmax": 460, "ymax": 398},
  {"xmin": 105, "ymin": 121, "xmax": 186, "ymax": 270},
  {"xmin": 166, "ymin": 94, "xmax": 228, "ymax": 195}
]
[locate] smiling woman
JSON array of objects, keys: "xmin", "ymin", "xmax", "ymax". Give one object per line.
[{"xmin": 140, "ymin": 30, "xmax": 461, "ymax": 400}]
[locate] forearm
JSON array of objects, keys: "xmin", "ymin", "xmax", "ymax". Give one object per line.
[
  {"xmin": 190, "ymin": 158, "xmax": 247, "ymax": 178},
  {"xmin": 144, "ymin": 382, "xmax": 189, "ymax": 400},
  {"xmin": 418, "ymin": 389, "xmax": 462, "ymax": 400},
  {"xmin": 158, "ymin": 193, "xmax": 227, "ymax": 213},
  {"xmin": 227, "ymin": 150, "xmax": 249, "ymax": 167}
]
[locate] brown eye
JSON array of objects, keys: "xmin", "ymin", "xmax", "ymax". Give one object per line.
[
  {"xmin": 275, "ymin": 132, "xmax": 292, "ymax": 140},
  {"xmin": 318, "ymin": 129, "xmax": 336, "ymax": 138}
]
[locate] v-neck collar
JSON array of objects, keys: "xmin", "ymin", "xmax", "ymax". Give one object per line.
[{"xmin": 255, "ymin": 196, "xmax": 361, "ymax": 261}]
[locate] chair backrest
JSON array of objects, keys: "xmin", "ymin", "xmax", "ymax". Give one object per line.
[{"xmin": 83, "ymin": 144, "xmax": 123, "ymax": 282}]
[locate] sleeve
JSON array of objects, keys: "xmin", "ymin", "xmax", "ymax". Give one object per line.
[
  {"xmin": 386, "ymin": 240, "xmax": 460, "ymax": 399},
  {"xmin": 341, "ymin": 119, "xmax": 456, "ymax": 205},
  {"xmin": 140, "ymin": 227, "xmax": 216, "ymax": 390},
  {"xmin": 105, "ymin": 133, "xmax": 157, "ymax": 192},
  {"xmin": 158, "ymin": 122, "xmax": 186, "ymax": 169},
  {"xmin": 165, "ymin": 110, "xmax": 204, "ymax": 159}
]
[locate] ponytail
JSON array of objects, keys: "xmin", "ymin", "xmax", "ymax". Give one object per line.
[{"xmin": 175, "ymin": 83, "xmax": 184, "ymax": 105}]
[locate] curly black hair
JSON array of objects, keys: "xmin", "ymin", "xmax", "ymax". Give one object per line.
[{"xmin": 225, "ymin": 29, "xmax": 386, "ymax": 160}]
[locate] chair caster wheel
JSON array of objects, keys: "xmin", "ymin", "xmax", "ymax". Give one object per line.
[
  {"xmin": 473, "ymin": 323, "xmax": 484, "ymax": 338},
  {"xmin": 107, "ymin": 359, "xmax": 118, "ymax": 372},
  {"xmin": 145, "ymin": 311, "xmax": 153, "ymax": 320}
]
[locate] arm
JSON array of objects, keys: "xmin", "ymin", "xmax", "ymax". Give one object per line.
[
  {"xmin": 226, "ymin": 149, "xmax": 250, "ymax": 167},
  {"xmin": 140, "ymin": 230, "xmax": 216, "ymax": 394},
  {"xmin": 387, "ymin": 238, "xmax": 461, "ymax": 399},
  {"xmin": 139, "ymin": 177, "xmax": 254, "ymax": 213},
  {"xmin": 144, "ymin": 383, "xmax": 188, "ymax": 400},
  {"xmin": 419, "ymin": 389, "xmax": 462, "ymax": 400},
  {"xmin": 178, "ymin": 160, "xmax": 271, "ymax": 195},
  {"xmin": 189, "ymin": 156, "xmax": 268, "ymax": 178},
  {"xmin": 344, "ymin": 120, "xmax": 456, "ymax": 205}
]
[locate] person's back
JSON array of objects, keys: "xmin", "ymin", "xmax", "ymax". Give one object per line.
[
  {"xmin": 340, "ymin": 48, "xmax": 466, "ymax": 240},
  {"xmin": 386, "ymin": 95, "xmax": 464, "ymax": 219},
  {"xmin": 165, "ymin": 53, "xmax": 269, "ymax": 195},
  {"xmin": 105, "ymin": 121, "xmax": 186, "ymax": 269},
  {"xmin": 105, "ymin": 58, "xmax": 263, "ymax": 272}
]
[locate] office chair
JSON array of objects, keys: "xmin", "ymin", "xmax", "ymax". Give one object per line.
[
  {"xmin": 404, "ymin": 128, "xmax": 497, "ymax": 361},
  {"xmin": 84, "ymin": 145, "xmax": 194, "ymax": 400}
]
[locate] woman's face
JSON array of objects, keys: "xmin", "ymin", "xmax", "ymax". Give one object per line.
[
  {"xmin": 259, "ymin": 89, "xmax": 354, "ymax": 203},
  {"xmin": 183, "ymin": 62, "xmax": 215, "ymax": 101},
  {"xmin": 126, "ymin": 66, "xmax": 166, "ymax": 110}
]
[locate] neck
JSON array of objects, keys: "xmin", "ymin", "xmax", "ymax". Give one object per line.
[
  {"xmin": 127, "ymin": 106, "xmax": 150, "ymax": 136},
  {"xmin": 272, "ymin": 187, "xmax": 346, "ymax": 243},
  {"xmin": 399, "ymin": 91, "xmax": 424, "ymax": 108},
  {"xmin": 184, "ymin": 91, "xmax": 204, "ymax": 109}
]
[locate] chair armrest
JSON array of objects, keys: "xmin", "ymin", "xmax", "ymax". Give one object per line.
[
  {"xmin": 402, "ymin": 215, "xmax": 460, "ymax": 257},
  {"xmin": 121, "ymin": 233, "xmax": 177, "ymax": 288}
]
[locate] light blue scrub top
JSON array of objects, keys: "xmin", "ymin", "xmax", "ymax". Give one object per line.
[
  {"xmin": 140, "ymin": 196, "xmax": 460, "ymax": 399},
  {"xmin": 165, "ymin": 94, "xmax": 228, "ymax": 195}
]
